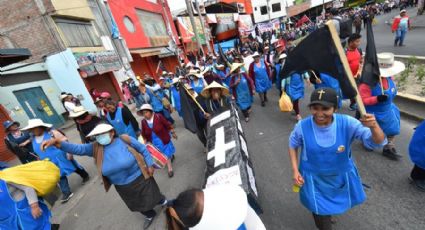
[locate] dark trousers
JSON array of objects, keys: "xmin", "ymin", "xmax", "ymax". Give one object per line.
[
  {"xmin": 411, "ymin": 165, "xmax": 425, "ymax": 180},
  {"xmin": 241, "ymin": 106, "xmax": 251, "ymax": 118},
  {"xmin": 140, "ymin": 198, "xmax": 166, "ymax": 218},
  {"xmin": 312, "ymin": 213, "xmax": 332, "ymax": 230},
  {"xmin": 293, "ymin": 99, "xmax": 300, "ymax": 115}
]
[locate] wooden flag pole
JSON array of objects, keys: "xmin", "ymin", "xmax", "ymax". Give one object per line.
[
  {"xmin": 325, "ymin": 21, "xmax": 367, "ymax": 117},
  {"xmin": 182, "ymin": 83, "xmax": 207, "ymax": 114}
]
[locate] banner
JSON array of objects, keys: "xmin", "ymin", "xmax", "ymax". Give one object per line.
[
  {"xmin": 74, "ymin": 51, "xmax": 121, "ymax": 76},
  {"xmin": 204, "ymin": 105, "xmax": 261, "ymax": 211},
  {"xmin": 238, "ymin": 14, "xmax": 255, "ymax": 37},
  {"xmin": 257, "ymin": 19, "xmax": 281, "ymax": 33},
  {"xmin": 176, "ymin": 17, "xmax": 206, "ymax": 44}
]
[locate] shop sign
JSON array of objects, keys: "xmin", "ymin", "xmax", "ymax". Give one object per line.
[{"xmin": 74, "ymin": 51, "xmax": 121, "ymax": 76}]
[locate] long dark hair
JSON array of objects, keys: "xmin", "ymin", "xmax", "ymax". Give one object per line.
[{"xmin": 166, "ymin": 189, "xmax": 203, "ymax": 230}]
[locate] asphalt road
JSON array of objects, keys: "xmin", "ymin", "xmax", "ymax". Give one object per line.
[
  {"xmin": 360, "ymin": 7, "xmax": 425, "ymax": 57},
  {"xmin": 52, "ymin": 86, "xmax": 424, "ymax": 230}
]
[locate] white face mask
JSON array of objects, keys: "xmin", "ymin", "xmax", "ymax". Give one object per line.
[{"xmin": 95, "ymin": 133, "xmax": 112, "ymax": 145}]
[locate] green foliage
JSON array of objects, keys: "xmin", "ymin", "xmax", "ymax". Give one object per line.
[
  {"xmin": 407, "ymin": 56, "xmax": 417, "ymax": 71},
  {"xmin": 416, "ymin": 64, "xmax": 425, "ymax": 82}
]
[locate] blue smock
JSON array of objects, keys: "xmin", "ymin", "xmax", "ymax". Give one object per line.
[
  {"xmin": 147, "ymin": 89, "xmax": 165, "ymax": 113},
  {"xmin": 0, "ymin": 180, "xmax": 51, "ymax": 230},
  {"xmin": 32, "ymin": 132, "xmax": 76, "ymax": 177},
  {"xmin": 147, "ymin": 122, "xmax": 175, "ymax": 158},
  {"xmin": 365, "ymin": 78, "xmax": 400, "ymax": 136},
  {"xmin": 409, "ymin": 121, "xmax": 425, "ymax": 170},
  {"xmin": 283, "ymin": 73, "xmax": 305, "ymax": 101},
  {"xmin": 106, "ymin": 107, "xmax": 137, "ymax": 138},
  {"xmin": 275, "ymin": 63, "xmax": 282, "ymax": 91},
  {"xmin": 234, "ymin": 74, "xmax": 253, "ymax": 110},
  {"xmin": 191, "ymin": 79, "xmax": 205, "ymax": 95},
  {"xmin": 314, "ymin": 73, "xmax": 343, "ymax": 108},
  {"xmin": 171, "ymin": 86, "xmax": 182, "ymax": 117},
  {"xmin": 290, "ymin": 114, "xmax": 386, "ymax": 215},
  {"xmin": 253, "ymin": 60, "xmax": 272, "ymax": 93}
]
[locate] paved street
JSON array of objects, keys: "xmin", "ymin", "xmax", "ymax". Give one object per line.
[
  {"xmin": 361, "ymin": 7, "xmax": 425, "ymax": 57},
  {"xmin": 52, "ymin": 87, "xmax": 425, "ymax": 230}
]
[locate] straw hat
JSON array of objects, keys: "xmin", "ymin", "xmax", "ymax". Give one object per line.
[
  {"xmin": 69, "ymin": 106, "xmax": 88, "ymax": 118},
  {"xmin": 190, "ymin": 185, "xmax": 248, "ymax": 230},
  {"xmin": 162, "ymin": 71, "xmax": 168, "ymax": 75},
  {"xmin": 86, "ymin": 123, "xmax": 114, "ymax": 137},
  {"xmin": 377, "ymin": 52, "xmax": 405, "ymax": 77},
  {"xmin": 138, "ymin": 104, "xmax": 153, "ymax": 112},
  {"xmin": 21, "ymin": 119, "xmax": 52, "ymax": 130},
  {"xmin": 279, "ymin": 53, "xmax": 287, "ymax": 60},
  {"xmin": 171, "ymin": 78, "xmax": 180, "ymax": 85},
  {"xmin": 252, "ymin": 52, "xmax": 260, "ymax": 57},
  {"xmin": 201, "ymin": 81, "xmax": 230, "ymax": 98},
  {"xmin": 229, "ymin": 63, "xmax": 245, "ymax": 74}
]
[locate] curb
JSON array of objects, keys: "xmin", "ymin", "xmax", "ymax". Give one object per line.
[{"xmin": 395, "ymin": 93, "xmax": 425, "ymax": 122}]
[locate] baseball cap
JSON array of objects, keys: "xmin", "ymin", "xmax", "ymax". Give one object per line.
[{"xmin": 308, "ymin": 88, "xmax": 338, "ymax": 108}]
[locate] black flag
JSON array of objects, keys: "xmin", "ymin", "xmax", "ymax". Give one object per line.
[
  {"xmin": 281, "ymin": 26, "xmax": 357, "ymax": 99},
  {"xmin": 218, "ymin": 44, "xmax": 231, "ymax": 67},
  {"xmin": 360, "ymin": 19, "xmax": 381, "ymax": 87},
  {"xmin": 179, "ymin": 85, "xmax": 199, "ymax": 134}
]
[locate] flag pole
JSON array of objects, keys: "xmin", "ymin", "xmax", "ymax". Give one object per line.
[
  {"xmin": 325, "ymin": 21, "xmax": 367, "ymax": 117},
  {"xmin": 182, "ymin": 83, "xmax": 207, "ymax": 114},
  {"xmin": 378, "ymin": 76, "xmax": 385, "ymax": 95}
]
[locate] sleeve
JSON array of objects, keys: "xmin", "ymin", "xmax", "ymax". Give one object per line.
[
  {"xmin": 8, "ymin": 132, "xmax": 30, "ymax": 144},
  {"xmin": 145, "ymin": 84, "xmax": 161, "ymax": 92},
  {"xmin": 359, "ymin": 83, "xmax": 378, "ymax": 106},
  {"xmin": 60, "ymin": 141, "xmax": 94, "ymax": 156},
  {"xmin": 128, "ymin": 136, "xmax": 154, "ymax": 167},
  {"xmin": 289, "ymin": 122, "xmax": 303, "ymax": 149},
  {"xmin": 346, "ymin": 116, "xmax": 387, "ymax": 150},
  {"xmin": 121, "ymin": 106, "xmax": 140, "ymax": 132},
  {"xmin": 9, "ymin": 182, "xmax": 38, "ymax": 205}
]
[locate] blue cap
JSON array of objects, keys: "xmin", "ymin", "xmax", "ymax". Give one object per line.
[
  {"xmin": 3, "ymin": 120, "xmax": 20, "ymax": 131},
  {"xmin": 0, "ymin": 161, "xmax": 9, "ymax": 170}
]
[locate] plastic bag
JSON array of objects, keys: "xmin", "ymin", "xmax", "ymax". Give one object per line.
[
  {"xmin": 0, "ymin": 160, "xmax": 60, "ymax": 196},
  {"xmin": 279, "ymin": 92, "xmax": 293, "ymax": 112}
]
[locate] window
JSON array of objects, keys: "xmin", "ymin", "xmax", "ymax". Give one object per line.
[
  {"xmin": 55, "ymin": 18, "xmax": 102, "ymax": 47},
  {"xmin": 260, "ymin": 6, "xmax": 268, "ymax": 15},
  {"xmin": 272, "ymin": 3, "xmax": 281, "ymax": 12},
  {"xmin": 123, "ymin": 16, "xmax": 135, "ymax": 33},
  {"xmin": 135, "ymin": 9, "xmax": 169, "ymax": 46}
]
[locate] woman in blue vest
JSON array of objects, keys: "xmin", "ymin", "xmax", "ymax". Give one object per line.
[
  {"xmin": 288, "ymin": 88, "xmax": 386, "ymax": 230},
  {"xmin": 281, "ymin": 71, "xmax": 309, "ymax": 121},
  {"xmin": 230, "ymin": 63, "xmax": 255, "ymax": 122},
  {"xmin": 274, "ymin": 53, "xmax": 287, "ymax": 96},
  {"xmin": 170, "ymin": 78, "xmax": 182, "ymax": 117},
  {"xmin": 249, "ymin": 52, "xmax": 272, "ymax": 107},
  {"xmin": 408, "ymin": 120, "xmax": 425, "ymax": 191},
  {"xmin": 359, "ymin": 53, "xmax": 404, "ymax": 160},
  {"xmin": 22, "ymin": 119, "xmax": 90, "ymax": 203},
  {"xmin": 0, "ymin": 162, "xmax": 52, "ymax": 230},
  {"xmin": 189, "ymin": 72, "xmax": 207, "ymax": 95},
  {"xmin": 142, "ymin": 77, "xmax": 175, "ymax": 125},
  {"xmin": 104, "ymin": 100, "xmax": 139, "ymax": 138},
  {"xmin": 308, "ymin": 70, "xmax": 343, "ymax": 109}
]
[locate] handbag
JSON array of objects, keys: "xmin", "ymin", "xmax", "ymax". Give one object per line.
[
  {"xmin": 146, "ymin": 144, "xmax": 168, "ymax": 169},
  {"xmin": 279, "ymin": 92, "xmax": 293, "ymax": 112}
]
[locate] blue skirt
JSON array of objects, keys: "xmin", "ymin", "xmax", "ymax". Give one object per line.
[{"xmin": 152, "ymin": 133, "xmax": 175, "ymax": 158}]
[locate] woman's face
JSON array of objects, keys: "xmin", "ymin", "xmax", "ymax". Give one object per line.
[
  {"xmin": 254, "ymin": 56, "xmax": 260, "ymax": 63},
  {"xmin": 310, "ymin": 104, "xmax": 335, "ymax": 126},
  {"xmin": 143, "ymin": 110, "xmax": 153, "ymax": 120},
  {"xmin": 8, "ymin": 124, "xmax": 19, "ymax": 132},
  {"xmin": 31, "ymin": 127, "xmax": 45, "ymax": 137},
  {"xmin": 105, "ymin": 104, "xmax": 116, "ymax": 113},
  {"xmin": 210, "ymin": 89, "xmax": 222, "ymax": 100}
]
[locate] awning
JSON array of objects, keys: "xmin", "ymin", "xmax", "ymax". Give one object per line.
[
  {"xmin": 0, "ymin": 48, "xmax": 32, "ymax": 68},
  {"xmin": 130, "ymin": 47, "xmax": 163, "ymax": 58}
]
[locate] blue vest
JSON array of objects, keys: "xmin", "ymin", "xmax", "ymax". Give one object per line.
[
  {"xmin": 365, "ymin": 78, "xmax": 400, "ymax": 136},
  {"xmin": 0, "ymin": 180, "xmax": 51, "ymax": 230},
  {"xmin": 32, "ymin": 132, "xmax": 76, "ymax": 177},
  {"xmin": 285, "ymin": 73, "xmax": 304, "ymax": 101},
  {"xmin": 235, "ymin": 74, "xmax": 253, "ymax": 110},
  {"xmin": 409, "ymin": 121, "xmax": 425, "ymax": 169},
  {"xmin": 299, "ymin": 115, "xmax": 366, "ymax": 215},
  {"xmin": 315, "ymin": 73, "xmax": 343, "ymax": 108},
  {"xmin": 191, "ymin": 79, "xmax": 205, "ymax": 95},
  {"xmin": 106, "ymin": 107, "xmax": 137, "ymax": 138},
  {"xmin": 147, "ymin": 89, "xmax": 165, "ymax": 112},
  {"xmin": 253, "ymin": 60, "xmax": 271, "ymax": 93}
]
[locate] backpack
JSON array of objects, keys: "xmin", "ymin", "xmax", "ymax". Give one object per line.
[{"xmin": 335, "ymin": 17, "xmax": 353, "ymax": 39}]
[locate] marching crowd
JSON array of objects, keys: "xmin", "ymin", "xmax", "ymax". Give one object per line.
[{"xmin": 1, "ymin": 6, "xmax": 424, "ymax": 230}]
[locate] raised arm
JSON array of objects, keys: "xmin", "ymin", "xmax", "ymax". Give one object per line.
[
  {"xmin": 348, "ymin": 115, "xmax": 387, "ymax": 150},
  {"xmin": 41, "ymin": 138, "xmax": 94, "ymax": 157}
]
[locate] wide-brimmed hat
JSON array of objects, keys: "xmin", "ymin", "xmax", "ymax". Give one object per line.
[
  {"xmin": 3, "ymin": 120, "xmax": 20, "ymax": 131},
  {"xmin": 168, "ymin": 72, "xmax": 174, "ymax": 75},
  {"xmin": 138, "ymin": 104, "xmax": 153, "ymax": 112},
  {"xmin": 201, "ymin": 81, "xmax": 230, "ymax": 98},
  {"xmin": 21, "ymin": 119, "xmax": 52, "ymax": 131},
  {"xmin": 94, "ymin": 97, "xmax": 103, "ymax": 104},
  {"xmin": 279, "ymin": 53, "xmax": 287, "ymax": 60},
  {"xmin": 86, "ymin": 123, "xmax": 114, "ymax": 137},
  {"xmin": 171, "ymin": 78, "xmax": 180, "ymax": 85},
  {"xmin": 162, "ymin": 71, "xmax": 168, "ymax": 75},
  {"xmin": 308, "ymin": 87, "xmax": 338, "ymax": 108},
  {"xmin": 190, "ymin": 185, "xmax": 248, "ymax": 230},
  {"xmin": 378, "ymin": 52, "xmax": 405, "ymax": 77},
  {"xmin": 60, "ymin": 94, "xmax": 69, "ymax": 100},
  {"xmin": 69, "ymin": 106, "xmax": 88, "ymax": 118},
  {"xmin": 252, "ymin": 52, "xmax": 260, "ymax": 58},
  {"xmin": 229, "ymin": 63, "xmax": 245, "ymax": 74}
]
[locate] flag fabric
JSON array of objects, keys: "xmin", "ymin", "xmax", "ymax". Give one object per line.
[
  {"xmin": 360, "ymin": 19, "xmax": 381, "ymax": 87},
  {"xmin": 281, "ymin": 26, "xmax": 357, "ymax": 99},
  {"xmin": 179, "ymin": 85, "xmax": 199, "ymax": 133},
  {"xmin": 218, "ymin": 44, "xmax": 231, "ymax": 67}
]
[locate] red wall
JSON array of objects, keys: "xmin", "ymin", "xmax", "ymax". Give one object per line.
[
  {"xmin": 131, "ymin": 54, "xmax": 179, "ymax": 81},
  {"xmin": 108, "ymin": 0, "xmax": 180, "ymax": 49},
  {"xmin": 220, "ymin": 0, "xmax": 253, "ymax": 14}
]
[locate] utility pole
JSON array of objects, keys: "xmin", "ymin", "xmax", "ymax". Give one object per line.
[
  {"xmin": 160, "ymin": 0, "xmax": 183, "ymax": 67},
  {"xmin": 185, "ymin": 0, "xmax": 204, "ymax": 54},
  {"xmin": 194, "ymin": 0, "xmax": 212, "ymax": 54}
]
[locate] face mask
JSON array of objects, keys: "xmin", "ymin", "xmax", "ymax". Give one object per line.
[{"xmin": 95, "ymin": 133, "xmax": 112, "ymax": 145}]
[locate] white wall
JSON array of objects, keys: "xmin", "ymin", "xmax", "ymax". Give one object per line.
[
  {"xmin": 252, "ymin": 0, "xmax": 288, "ymax": 23},
  {"xmin": 310, "ymin": 0, "xmax": 333, "ymax": 8}
]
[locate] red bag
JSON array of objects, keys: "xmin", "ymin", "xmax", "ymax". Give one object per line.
[{"xmin": 146, "ymin": 144, "xmax": 168, "ymax": 169}]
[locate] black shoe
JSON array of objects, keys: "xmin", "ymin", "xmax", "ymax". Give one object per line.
[
  {"xmin": 382, "ymin": 148, "xmax": 402, "ymax": 160},
  {"xmin": 82, "ymin": 176, "xmax": 90, "ymax": 185},
  {"xmin": 143, "ymin": 215, "xmax": 155, "ymax": 229},
  {"xmin": 171, "ymin": 155, "xmax": 175, "ymax": 163},
  {"xmin": 261, "ymin": 101, "xmax": 265, "ymax": 107},
  {"xmin": 168, "ymin": 170, "xmax": 174, "ymax": 178},
  {"xmin": 410, "ymin": 179, "xmax": 425, "ymax": 192},
  {"xmin": 61, "ymin": 192, "xmax": 74, "ymax": 203}
]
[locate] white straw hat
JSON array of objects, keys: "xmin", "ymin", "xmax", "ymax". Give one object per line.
[
  {"xmin": 252, "ymin": 52, "xmax": 260, "ymax": 57},
  {"xmin": 190, "ymin": 185, "xmax": 248, "ymax": 230},
  {"xmin": 201, "ymin": 81, "xmax": 230, "ymax": 98},
  {"xmin": 60, "ymin": 94, "xmax": 69, "ymax": 100},
  {"xmin": 279, "ymin": 53, "xmax": 287, "ymax": 60},
  {"xmin": 68, "ymin": 106, "xmax": 88, "ymax": 118},
  {"xmin": 86, "ymin": 123, "xmax": 114, "ymax": 137},
  {"xmin": 378, "ymin": 52, "xmax": 405, "ymax": 77},
  {"xmin": 229, "ymin": 63, "xmax": 245, "ymax": 74},
  {"xmin": 138, "ymin": 104, "xmax": 153, "ymax": 112},
  {"xmin": 21, "ymin": 119, "xmax": 52, "ymax": 130}
]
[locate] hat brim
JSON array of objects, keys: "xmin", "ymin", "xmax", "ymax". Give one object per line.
[
  {"xmin": 379, "ymin": 61, "xmax": 405, "ymax": 77},
  {"xmin": 86, "ymin": 125, "xmax": 114, "ymax": 137},
  {"xmin": 5, "ymin": 121, "xmax": 20, "ymax": 130},
  {"xmin": 308, "ymin": 101, "xmax": 336, "ymax": 108},
  {"xmin": 69, "ymin": 111, "xmax": 88, "ymax": 118},
  {"xmin": 21, "ymin": 123, "xmax": 52, "ymax": 131},
  {"xmin": 201, "ymin": 86, "xmax": 230, "ymax": 98},
  {"xmin": 190, "ymin": 185, "xmax": 247, "ymax": 230}
]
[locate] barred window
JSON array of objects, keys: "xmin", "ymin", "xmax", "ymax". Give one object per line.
[{"xmin": 55, "ymin": 18, "xmax": 102, "ymax": 47}]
